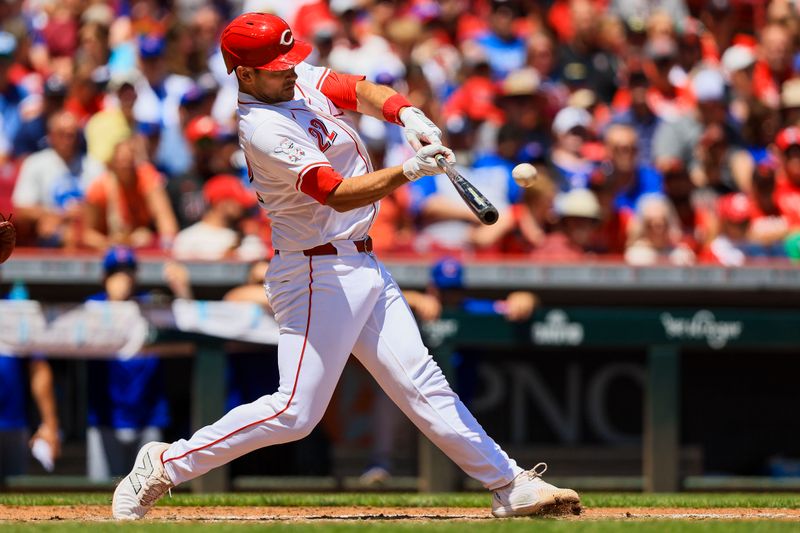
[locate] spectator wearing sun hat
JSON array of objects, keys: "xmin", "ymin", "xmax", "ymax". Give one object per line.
[
  {"xmin": 529, "ymin": 188, "xmax": 602, "ymax": 260},
  {"xmin": 172, "ymin": 174, "xmax": 266, "ymax": 261}
]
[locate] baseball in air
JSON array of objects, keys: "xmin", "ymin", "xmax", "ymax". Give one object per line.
[{"xmin": 512, "ymin": 163, "xmax": 538, "ymax": 187}]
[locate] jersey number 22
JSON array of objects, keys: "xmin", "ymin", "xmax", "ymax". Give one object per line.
[{"xmin": 308, "ymin": 119, "xmax": 337, "ymax": 153}]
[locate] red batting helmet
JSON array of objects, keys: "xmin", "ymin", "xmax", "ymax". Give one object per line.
[{"xmin": 220, "ymin": 13, "xmax": 312, "ymax": 74}]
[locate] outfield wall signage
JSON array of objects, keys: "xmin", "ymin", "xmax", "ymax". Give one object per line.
[
  {"xmin": 531, "ymin": 310, "xmax": 584, "ymax": 346},
  {"xmin": 659, "ymin": 310, "xmax": 743, "ymax": 349}
]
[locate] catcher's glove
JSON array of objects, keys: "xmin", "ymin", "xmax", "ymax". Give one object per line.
[{"xmin": 0, "ymin": 213, "xmax": 16, "ymax": 264}]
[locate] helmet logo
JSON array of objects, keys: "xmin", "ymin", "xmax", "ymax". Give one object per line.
[{"xmin": 280, "ymin": 29, "xmax": 294, "ymax": 46}]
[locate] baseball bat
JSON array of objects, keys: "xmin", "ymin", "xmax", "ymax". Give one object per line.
[{"xmin": 434, "ymin": 155, "xmax": 499, "ymax": 225}]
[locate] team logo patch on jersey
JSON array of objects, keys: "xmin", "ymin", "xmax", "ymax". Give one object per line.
[{"xmin": 274, "ymin": 138, "xmax": 305, "ymax": 163}]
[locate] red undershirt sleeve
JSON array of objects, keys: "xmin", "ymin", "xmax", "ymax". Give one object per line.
[
  {"xmin": 298, "ymin": 165, "xmax": 344, "ymax": 204},
  {"xmin": 319, "ymin": 70, "xmax": 365, "ymax": 112}
]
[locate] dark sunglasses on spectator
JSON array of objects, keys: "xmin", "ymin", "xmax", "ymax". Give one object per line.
[
  {"xmin": 785, "ymin": 146, "xmax": 800, "ymax": 158},
  {"xmin": 654, "ymin": 58, "xmax": 673, "ymax": 70},
  {"xmin": 629, "ymin": 72, "xmax": 648, "ymax": 87},
  {"xmin": 194, "ymin": 137, "xmax": 215, "ymax": 149},
  {"xmin": 52, "ymin": 129, "xmax": 79, "ymax": 138},
  {"xmin": 664, "ymin": 170, "xmax": 688, "ymax": 180},
  {"xmin": 568, "ymin": 126, "xmax": 589, "ymax": 137},
  {"xmin": 644, "ymin": 218, "xmax": 667, "ymax": 229},
  {"xmin": 612, "ymin": 144, "xmax": 637, "ymax": 153}
]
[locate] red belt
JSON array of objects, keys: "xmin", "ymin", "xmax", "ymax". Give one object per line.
[{"xmin": 276, "ymin": 237, "xmax": 373, "ymax": 257}]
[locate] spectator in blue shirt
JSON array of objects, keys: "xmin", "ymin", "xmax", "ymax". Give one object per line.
[
  {"xmin": 472, "ymin": 2, "xmax": 527, "ymax": 80},
  {"xmin": 594, "ymin": 124, "xmax": 662, "ymax": 213},
  {"xmin": 13, "ymin": 76, "xmax": 68, "ymax": 158}
]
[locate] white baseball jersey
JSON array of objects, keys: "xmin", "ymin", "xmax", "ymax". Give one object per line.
[{"xmin": 237, "ymin": 62, "xmax": 378, "ymax": 252}]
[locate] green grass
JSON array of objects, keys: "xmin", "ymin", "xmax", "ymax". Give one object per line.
[
  {"xmin": 1, "ymin": 523, "xmax": 799, "ymax": 532},
  {"xmin": 2, "ymin": 492, "xmax": 800, "ymax": 509}
]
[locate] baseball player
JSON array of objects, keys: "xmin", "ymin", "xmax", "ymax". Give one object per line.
[{"xmin": 112, "ymin": 13, "xmax": 580, "ymax": 520}]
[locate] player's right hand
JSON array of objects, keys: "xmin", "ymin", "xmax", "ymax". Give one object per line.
[
  {"xmin": 402, "ymin": 144, "xmax": 456, "ymax": 182},
  {"xmin": 400, "ymin": 107, "xmax": 442, "ymax": 150}
]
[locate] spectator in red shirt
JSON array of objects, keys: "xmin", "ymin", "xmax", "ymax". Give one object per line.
[
  {"xmin": 506, "ymin": 165, "xmax": 557, "ymax": 253},
  {"xmin": 637, "ymin": 35, "xmax": 695, "ymax": 120},
  {"xmin": 658, "ymin": 157, "xmax": 706, "ymax": 249},
  {"xmin": 752, "ymin": 24, "xmax": 794, "ymax": 108},
  {"xmin": 64, "ymin": 65, "xmax": 109, "ymax": 125},
  {"xmin": 773, "ymin": 127, "xmax": 800, "ymax": 230},
  {"xmin": 749, "ymin": 161, "xmax": 790, "ymax": 248},
  {"xmin": 589, "ymin": 180, "xmax": 631, "ymax": 256},
  {"xmin": 696, "ymin": 0, "xmax": 738, "ymax": 55},
  {"xmin": 441, "ymin": 59, "xmax": 504, "ymax": 153}
]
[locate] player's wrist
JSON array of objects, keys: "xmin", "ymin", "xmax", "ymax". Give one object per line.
[
  {"xmin": 402, "ymin": 158, "xmax": 423, "ymax": 181},
  {"xmin": 383, "ymin": 94, "xmax": 413, "ymax": 125}
]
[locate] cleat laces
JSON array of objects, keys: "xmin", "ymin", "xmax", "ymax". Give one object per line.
[{"xmin": 526, "ymin": 462, "xmax": 547, "ymax": 481}]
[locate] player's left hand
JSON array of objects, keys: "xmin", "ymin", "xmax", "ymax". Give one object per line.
[
  {"xmin": 400, "ymin": 107, "xmax": 442, "ymax": 150},
  {"xmin": 402, "ymin": 144, "xmax": 456, "ymax": 181}
]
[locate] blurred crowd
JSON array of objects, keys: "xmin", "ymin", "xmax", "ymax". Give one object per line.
[{"xmin": 3, "ymin": 0, "xmax": 800, "ymax": 265}]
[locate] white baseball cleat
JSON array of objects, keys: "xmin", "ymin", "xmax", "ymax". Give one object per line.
[
  {"xmin": 112, "ymin": 441, "xmax": 174, "ymax": 520},
  {"xmin": 491, "ymin": 463, "xmax": 581, "ymax": 518}
]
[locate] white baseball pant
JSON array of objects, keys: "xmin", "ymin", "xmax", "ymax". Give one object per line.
[{"xmin": 162, "ymin": 243, "xmax": 522, "ymax": 489}]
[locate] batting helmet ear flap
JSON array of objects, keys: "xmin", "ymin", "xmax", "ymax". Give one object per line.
[{"xmin": 220, "ymin": 13, "xmax": 312, "ymax": 74}]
